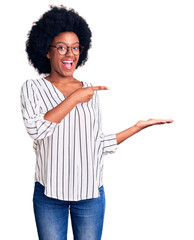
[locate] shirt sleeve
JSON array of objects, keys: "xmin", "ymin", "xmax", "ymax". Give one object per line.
[
  {"xmin": 95, "ymin": 93, "xmax": 118, "ymax": 155},
  {"xmin": 20, "ymin": 80, "xmax": 58, "ymax": 140},
  {"xmin": 100, "ymin": 133, "xmax": 118, "ymax": 155}
]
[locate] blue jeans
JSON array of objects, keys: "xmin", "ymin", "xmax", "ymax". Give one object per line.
[{"xmin": 33, "ymin": 182, "xmax": 105, "ymax": 240}]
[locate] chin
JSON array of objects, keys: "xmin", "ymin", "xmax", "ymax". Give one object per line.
[{"xmin": 61, "ymin": 71, "xmax": 75, "ymax": 78}]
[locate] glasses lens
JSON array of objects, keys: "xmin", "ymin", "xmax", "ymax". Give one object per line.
[
  {"xmin": 72, "ymin": 45, "xmax": 82, "ymax": 55},
  {"xmin": 56, "ymin": 45, "xmax": 67, "ymax": 55}
]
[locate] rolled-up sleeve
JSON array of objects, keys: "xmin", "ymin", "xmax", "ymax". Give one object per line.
[
  {"xmin": 20, "ymin": 80, "xmax": 58, "ymax": 140},
  {"xmin": 95, "ymin": 93, "xmax": 118, "ymax": 155},
  {"xmin": 100, "ymin": 133, "xmax": 118, "ymax": 155}
]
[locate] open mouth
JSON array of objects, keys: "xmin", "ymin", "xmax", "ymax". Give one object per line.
[{"xmin": 62, "ymin": 60, "xmax": 74, "ymax": 70}]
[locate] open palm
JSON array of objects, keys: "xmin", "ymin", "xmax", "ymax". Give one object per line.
[{"xmin": 136, "ymin": 118, "xmax": 173, "ymax": 130}]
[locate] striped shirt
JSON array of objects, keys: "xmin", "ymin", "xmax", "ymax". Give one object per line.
[{"xmin": 20, "ymin": 78, "xmax": 117, "ymax": 201}]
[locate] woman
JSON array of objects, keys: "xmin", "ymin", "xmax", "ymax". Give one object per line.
[{"xmin": 20, "ymin": 6, "xmax": 173, "ymax": 240}]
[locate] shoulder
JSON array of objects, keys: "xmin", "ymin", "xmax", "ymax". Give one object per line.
[
  {"xmin": 21, "ymin": 78, "xmax": 38, "ymax": 89},
  {"xmin": 20, "ymin": 78, "xmax": 45, "ymax": 97},
  {"xmin": 21, "ymin": 78, "xmax": 46, "ymax": 91}
]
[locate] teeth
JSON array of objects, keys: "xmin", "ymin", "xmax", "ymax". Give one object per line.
[{"xmin": 63, "ymin": 61, "xmax": 73, "ymax": 63}]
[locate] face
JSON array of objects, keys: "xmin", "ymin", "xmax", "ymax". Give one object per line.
[{"xmin": 47, "ymin": 32, "xmax": 80, "ymax": 78}]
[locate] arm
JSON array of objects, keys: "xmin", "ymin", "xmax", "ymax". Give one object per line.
[
  {"xmin": 44, "ymin": 86, "xmax": 109, "ymax": 123},
  {"xmin": 21, "ymin": 81, "xmax": 59, "ymax": 140},
  {"xmin": 21, "ymin": 80, "xmax": 109, "ymax": 140},
  {"xmin": 116, "ymin": 119, "xmax": 173, "ymax": 145}
]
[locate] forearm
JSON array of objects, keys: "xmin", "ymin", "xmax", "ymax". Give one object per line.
[
  {"xmin": 116, "ymin": 124, "xmax": 141, "ymax": 145},
  {"xmin": 44, "ymin": 86, "xmax": 109, "ymax": 123},
  {"xmin": 44, "ymin": 94, "xmax": 78, "ymax": 123},
  {"xmin": 116, "ymin": 118, "xmax": 173, "ymax": 145}
]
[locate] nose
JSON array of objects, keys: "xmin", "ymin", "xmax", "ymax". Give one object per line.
[{"xmin": 65, "ymin": 46, "xmax": 74, "ymax": 56}]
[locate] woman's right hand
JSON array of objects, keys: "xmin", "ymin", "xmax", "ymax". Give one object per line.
[
  {"xmin": 44, "ymin": 86, "xmax": 109, "ymax": 124},
  {"xmin": 72, "ymin": 86, "xmax": 110, "ymax": 104}
]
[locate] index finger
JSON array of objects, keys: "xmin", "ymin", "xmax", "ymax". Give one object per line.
[{"xmin": 91, "ymin": 86, "xmax": 110, "ymax": 91}]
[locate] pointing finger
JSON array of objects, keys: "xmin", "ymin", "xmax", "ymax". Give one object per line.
[{"xmin": 91, "ymin": 86, "xmax": 110, "ymax": 91}]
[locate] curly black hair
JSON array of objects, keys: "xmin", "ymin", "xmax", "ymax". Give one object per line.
[{"xmin": 26, "ymin": 5, "xmax": 92, "ymax": 74}]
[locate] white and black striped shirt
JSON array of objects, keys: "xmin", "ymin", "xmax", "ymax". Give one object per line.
[{"xmin": 20, "ymin": 78, "xmax": 117, "ymax": 201}]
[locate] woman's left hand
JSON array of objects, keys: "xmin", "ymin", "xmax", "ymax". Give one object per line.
[
  {"xmin": 116, "ymin": 118, "xmax": 173, "ymax": 145},
  {"xmin": 135, "ymin": 118, "xmax": 174, "ymax": 131}
]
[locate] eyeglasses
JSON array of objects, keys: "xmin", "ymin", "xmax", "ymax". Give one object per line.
[{"xmin": 50, "ymin": 43, "xmax": 84, "ymax": 56}]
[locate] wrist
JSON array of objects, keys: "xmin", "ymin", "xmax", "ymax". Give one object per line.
[
  {"xmin": 134, "ymin": 122, "xmax": 144, "ymax": 132},
  {"xmin": 68, "ymin": 92, "xmax": 80, "ymax": 105}
]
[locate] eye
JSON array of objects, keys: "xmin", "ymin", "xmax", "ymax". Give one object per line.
[
  {"xmin": 57, "ymin": 45, "xmax": 66, "ymax": 50},
  {"xmin": 72, "ymin": 46, "xmax": 79, "ymax": 50}
]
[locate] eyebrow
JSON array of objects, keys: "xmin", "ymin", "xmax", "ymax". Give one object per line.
[{"xmin": 55, "ymin": 41, "xmax": 80, "ymax": 45}]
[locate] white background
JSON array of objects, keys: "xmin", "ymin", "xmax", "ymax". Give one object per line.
[{"xmin": 0, "ymin": 0, "xmax": 194, "ymax": 239}]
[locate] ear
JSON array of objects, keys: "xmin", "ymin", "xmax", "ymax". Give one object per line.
[{"xmin": 46, "ymin": 51, "xmax": 50, "ymax": 59}]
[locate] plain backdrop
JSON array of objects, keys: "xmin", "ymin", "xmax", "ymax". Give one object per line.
[{"xmin": 1, "ymin": 0, "xmax": 194, "ymax": 239}]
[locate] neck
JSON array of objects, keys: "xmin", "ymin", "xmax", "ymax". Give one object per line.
[{"xmin": 45, "ymin": 72, "xmax": 76, "ymax": 85}]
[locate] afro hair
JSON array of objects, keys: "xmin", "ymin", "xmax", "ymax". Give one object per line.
[{"xmin": 26, "ymin": 5, "xmax": 92, "ymax": 74}]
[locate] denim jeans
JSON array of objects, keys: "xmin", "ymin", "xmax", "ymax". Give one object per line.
[{"xmin": 33, "ymin": 182, "xmax": 105, "ymax": 240}]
